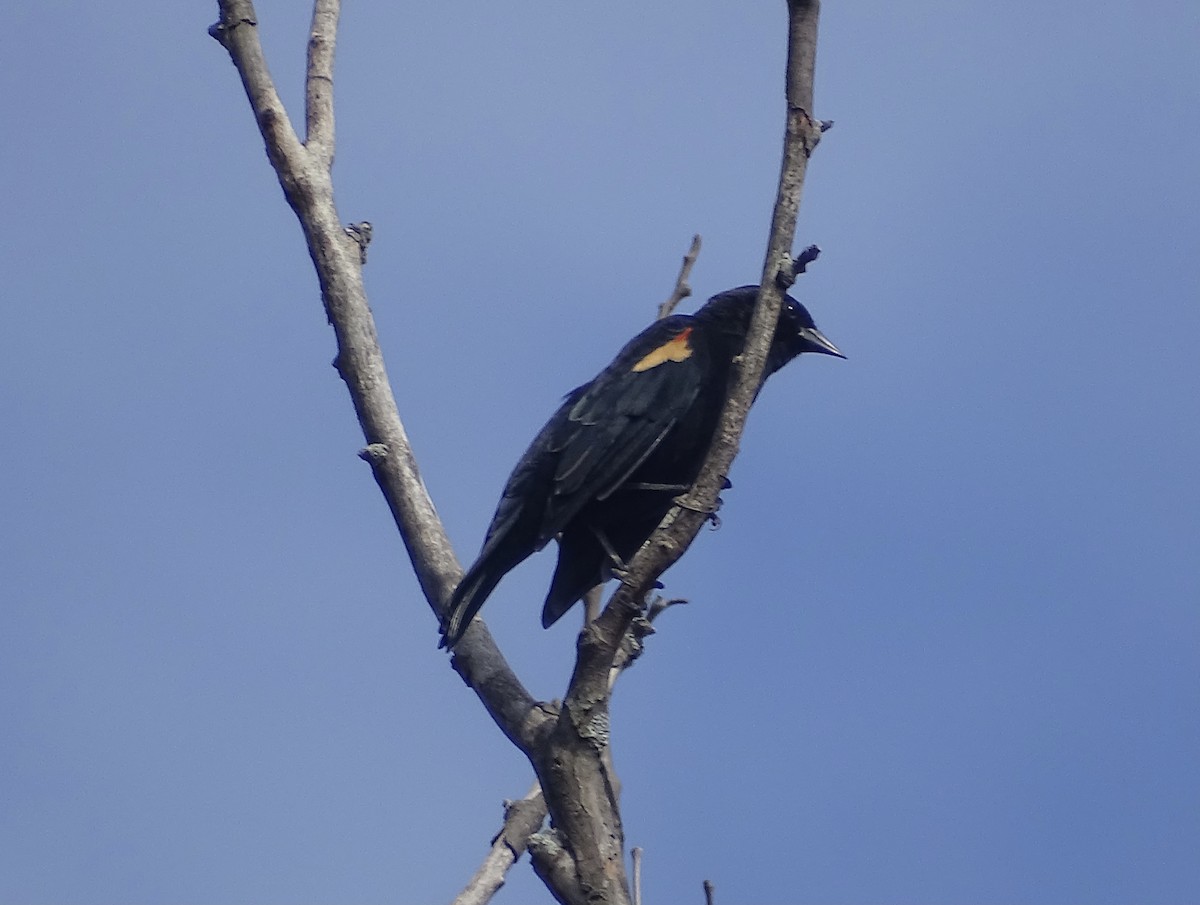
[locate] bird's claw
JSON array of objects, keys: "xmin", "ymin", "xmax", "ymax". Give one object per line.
[{"xmin": 673, "ymin": 489, "xmax": 724, "ymax": 528}]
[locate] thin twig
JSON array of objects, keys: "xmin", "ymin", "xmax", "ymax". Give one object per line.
[
  {"xmin": 632, "ymin": 847, "xmax": 644, "ymax": 905},
  {"xmin": 450, "ymin": 785, "xmax": 546, "ymax": 905},
  {"xmin": 703, "ymin": 878, "xmax": 716, "ymax": 905},
  {"xmin": 787, "ymin": 243, "xmax": 821, "ymax": 283},
  {"xmin": 645, "ymin": 595, "xmax": 688, "ymax": 623},
  {"xmin": 658, "ymin": 234, "xmax": 703, "ymax": 320}
]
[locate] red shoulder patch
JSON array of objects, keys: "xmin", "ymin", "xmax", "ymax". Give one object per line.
[{"xmin": 631, "ymin": 327, "xmax": 694, "ymax": 373}]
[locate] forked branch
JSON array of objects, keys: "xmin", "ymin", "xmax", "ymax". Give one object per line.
[{"xmin": 211, "ymin": 1, "xmax": 824, "ymax": 902}]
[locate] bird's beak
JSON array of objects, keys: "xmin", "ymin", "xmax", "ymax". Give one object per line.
[{"xmin": 800, "ymin": 326, "xmax": 845, "ymax": 359}]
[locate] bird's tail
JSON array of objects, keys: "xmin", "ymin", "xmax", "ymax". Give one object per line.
[
  {"xmin": 440, "ymin": 561, "xmax": 506, "ymax": 650},
  {"xmin": 541, "ymin": 531, "xmax": 605, "ymax": 629}
]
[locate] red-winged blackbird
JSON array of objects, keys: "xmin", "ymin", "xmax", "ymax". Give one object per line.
[{"xmin": 440, "ymin": 285, "xmax": 843, "ymax": 649}]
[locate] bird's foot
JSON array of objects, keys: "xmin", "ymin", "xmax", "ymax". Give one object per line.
[
  {"xmin": 590, "ymin": 526, "xmax": 627, "ymax": 573},
  {"xmin": 672, "ymin": 493, "xmax": 707, "ymax": 512},
  {"xmin": 673, "ymin": 492, "xmax": 723, "ymax": 530}
]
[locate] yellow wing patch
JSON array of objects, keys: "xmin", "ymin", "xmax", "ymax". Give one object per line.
[{"xmin": 631, "ymin": 327, "xmax": 694, "ymax": 372}]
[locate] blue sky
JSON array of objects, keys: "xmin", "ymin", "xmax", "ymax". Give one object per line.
[{"xmin": 2, "ymin": 2, "xmax": 1198, "ymax": 903}]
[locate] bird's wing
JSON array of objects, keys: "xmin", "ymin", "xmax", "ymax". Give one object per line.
[
  {"xmin": 440, "ymin": 316, "xmax": 708, "ymax": 648},
  {"xmin": 475, "ymin": 389, "xmax": 581, "ymax": 554},
  {"xmin": 537, "ymin": 315, "xmax": 710, "ymax": 540}
]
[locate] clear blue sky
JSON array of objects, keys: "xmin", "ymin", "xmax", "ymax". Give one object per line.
[{"xmin": 3, "ymin": 2, "xmax": 1198, "ymax": 903}]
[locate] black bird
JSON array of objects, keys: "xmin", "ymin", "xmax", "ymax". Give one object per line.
[{"xmin": 440, "ymin": 285, "xmax": 843, "ymax": 649}]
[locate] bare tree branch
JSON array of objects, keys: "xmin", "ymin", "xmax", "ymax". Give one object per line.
[
  {"xmin": 583, "ymin": 584, "xmax": 604, "ymax": 626},
  {"xmin": 570, "ymin": 0, "xmax": 824, "ymax": 735},
  {"xmin": 703, "ymin": 878, "xmax": 716, "ymax": 905},
  {"xmin": 632, "ymin": 847, "xmax": 644, "ymax": 905},
  {"xmin": 210, "ymin": 0, "xmax": 549, "ymax": 796},
  {"xmin": 208, "ymin": 2, "xmax": 305, "ymax": 173},
  {"xmin": 658, "ymin": 234, "xmax": 702, "ymax": 320},
  {"xmin": 530, "ymin": 2, "xmax": 824, "ymax": 900},
  {"xmin": 450, "ymin": 785, "xmax": 547, "ymax": 905},
  {"xmin": 453, "ymin": 560, "xmax": 686, "ymax": 904},
  {"xmin": 304, "ymin": 0, "xmax": 338, "ymax": 165},
  {"xmin": 528, "ymin": 830, "xmax": 590, "ymax": 905}
]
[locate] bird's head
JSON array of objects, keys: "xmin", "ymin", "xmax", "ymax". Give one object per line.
[{"xmin": 699, "ymin": 285, "xmax": 844, "ymax": 373}]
